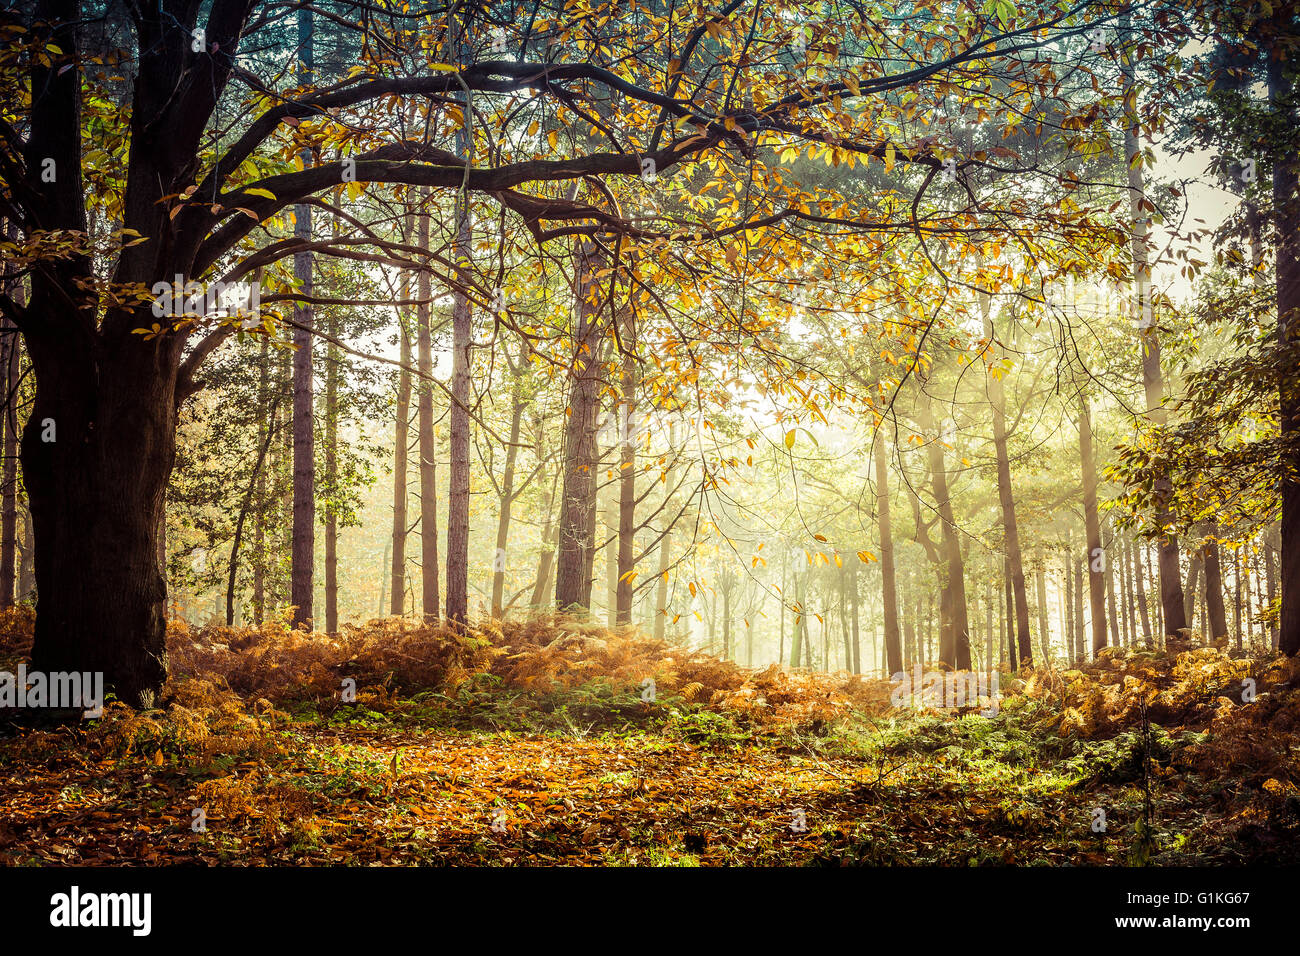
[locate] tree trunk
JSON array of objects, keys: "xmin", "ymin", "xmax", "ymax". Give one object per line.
[
  {"xmin": 1204, "ymin": 527, "xmax": 1229, "ymax": 642},
  {"xmin": 289, "ymin": 4, "xmax": 315, "ymax": 630},
  {"xmin": 1079, "ymin": 396, "xmax": 1107, "ymax": 655},
  {"xmin": 1, "ymin": 318, "xmax": 20, "ymax": 607},
  {"xmin": 555, "ymin": 241, "xmax": 605, "ymax": 612},
  {"xmin": 390, "ymin": 284, "xmax": 412, "ymax": 616},
  {"xmin": 323, "ymin": 263, "xmax": 339, "ymax": 634},
  {"xmin": 790, "ymin": 568, "xmax": 805, "ymax": 668},
  {"xmin": 615, "ymin": 302, "xmax": 637, "ymax": 625},
  {"xmin": 1269, "ymin": 30, "xmax": 1300, "ymax": 655},
  {"xmin": 1035, "ymin": 563, "xmax": 1051, "ymax": 663},
  {"xmin": 850, "ymin": 564, "xmax": 861, "ymax": 675},
  {"xmin": 24, "ymin": 345, "xmax": 174, "ymax": 707},
  {"xmin": 653, "ymin": 423, "xmax": 677, "ymax": 640},
  {"xmin": 872, "ymin": 429, "xmax": 903, "ymax": 674},
  {"xmin": 1064, "ymin": 556, "xmax": 1075, "ymax": 666},
  {"xmin": 530, "ymin": 456, "xmax": 560, "ymax": 610},
  {"xmin": 917, "ymin": 393, "xmax": 970, "ymax": 668},
  {"xmin": 417, "ymin": 201, "xmax": 441, "ymax": 622},
  {"xmin": 490, "ymin": 390, "xmax": 524, "ymax": 617}
]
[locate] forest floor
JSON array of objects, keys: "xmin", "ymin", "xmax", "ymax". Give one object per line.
[{"xmin": 1, "ymin": 607, "xmax": 1299, "ymax": 866}]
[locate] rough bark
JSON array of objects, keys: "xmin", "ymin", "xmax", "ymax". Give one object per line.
[
  {"xmin": 554, "ymin": 242, "xmax": 606, "ymax": 612},
  {"xmin": 290, "ymin": 3, "xmax": 315, "ymax": 630}
]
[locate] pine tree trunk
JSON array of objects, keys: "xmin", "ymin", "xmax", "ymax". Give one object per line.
[
  {"xmin": 872, "ymin": 429, "xmax": 903, "ymax": 674},
  {"xmin": 1124, "ymin": 9, "xmax": 1185, "ymax": 640},
  {"xmin": 918, "ymin": 394, "xmax": 970, "ymax": 668},
  {"xmin": 1079, "ymin": 396, "xmax": 1107, "ymax": 654},
  {"xmin": 1035, "ymin": 563, "xmax": 1051, "ymax": 663},
  {"xmin": 0, "ymin": 317, "xmax": 20, "ymax": 607},
  {"xmin": 324, "ymin": 265, "xmax": 339, "ymax": 634},
  {"xmin": 1269, "ymin": 30, "xmax": 1300, "ymax": 654},
  {"xmin": 490, "ymin": 391, "xmax": 524, "ymax": 618},
  {"xmin": 416, "ymin": 202, "xmax": 441, "ymax": 622},
  {"xmin": 390, "ymin": 279, "xmax": 412, "ymax": 616},
  {"xmin": 289, "ymin": 3, "xmax": 315, "ymax": 630},
  {"xmin": 653, "ymin": 423, "xmax": 677, "ymax": 641}
]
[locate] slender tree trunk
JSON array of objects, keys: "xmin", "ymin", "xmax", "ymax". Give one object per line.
[
  {"xmin": 616, "ymin": 304, "xmax": 637, "ymax": 625},
  {"xmin": 653, "ymin": 423, "xmax": 677, "ymax": 640},
  {"xmin": 872, "ymin": 429, "xmax": 903, "ymax": 674},
  {"xmin": 790, "ymin": 569, "xmax": 805, "ymax": 667},
  {"xmin": 1004, "ymin": 554, "xmax": 1017, "ymax": 669},
  {"xmin": 1079, "ymin": 396, "xmax": 1107, "ymax": 654},
  {"xmin": 529, "ymin": 446, "xmax": 560, "ymax": 609},
  {"xmin": 1, "ymin": 319, "xmax": 20, "ymax": 607},
  {"xmin": 323, "ymin": 255, "xmax": 339, "ymax": 634},
  {"xmin": 778, "ymin": 556, "xmax": 786, "ymax": 666},
  {"xmin": 1266, "ymin": 523, "xmax": 1279, "ymax": 648},
  {"xmin": 490, "ymin": 390, "xmax": 524, "ymax": 617},
  {"xmin": 721, "ymin": 576, "xmax": 732, "ymax": 660},
  {"xmin": 917, "ymin": 393, "xmax": 970, "ymax": 668},
  {"xmin": 445, "ymin": 104, "xmax": 473, "ymax": 627},
  {"xmin": 1064, "ymin": 556, "xmax": 1075, "ymax": 666},
  {"xmin": 1105, "ymin": 521, "xmax": 1120, "ymax": 647},
  {"xmin": 1203, "ymin": 527, "xmax": 1229, "ymax": 642},
  {"xmin": 391, "ymin": 284, "xmax": 412, "ymax": 616},
  {"xmin": 1035, "ymin": 563, "xmax": 1051, "ymax": 663},
  {"xmin": 417, "ymin": 201, "xmax": 441, "ymax": 622},
  {"xmin": 850, "ymin": 564, "xmax": 861, "ymax": 674},
  {"xmin": 289, "ymin": 3, "xmax": 315, "ymax": 629},
  {"xmin": 1072, "ymin": 552, "xmax": 1085, "ymax": 663}
]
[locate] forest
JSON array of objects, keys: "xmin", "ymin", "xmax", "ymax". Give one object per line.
[{"xmin": 0, "ymin": 0, "xmax": 1297, "ymax": 894}]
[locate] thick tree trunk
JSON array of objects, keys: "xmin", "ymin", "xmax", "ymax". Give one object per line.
[
  {"xmin": 1185, "ymin": 547, "xmax": 1203, "ymax": 634},
  {"xmin": 24, "ymin": 345, "xmax": 174, "ymax": 708},
  {"xmin": 555, "ymin": 242, "xmax": 605, "ymax": 612},
  {"xmin": 1269, "ymin": 33, "xmax": 1300, "ymax": 654}
]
